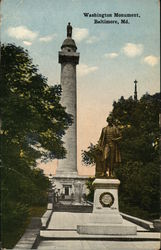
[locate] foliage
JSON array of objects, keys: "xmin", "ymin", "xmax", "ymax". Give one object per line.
[
  {"xmin": 82, "ymin": 143, "xmax": 98, "ymax": 166},
  {"xmin": 1, "ymin": 43, "xmax": 72, "ymax": 162},
  {"xmin": 83, "ymin": 93, "xmax": 160, "ymax": 219},
  {"xmin": 2, "ymin": 205, "xmax": 46, "ymax": 249},
  {"xmin": 116, "ymin": 160, "xmax": 160, "ymax": 219},
  {"xmin": 2, "ymin": 201, "xmax": 29, "ymax": 229},
  {"xmin": 0, "ymin": 43, "xmax": 72, "ymax": 248},
  {"xmin": 85, "ymin": 177, "xmax": 95, "ymax": 202}
]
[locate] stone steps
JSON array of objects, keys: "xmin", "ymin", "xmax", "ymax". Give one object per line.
[
  {"xmin": 37, "ymin": 240, "xmax": 160, "ymax": 250},
  {"xmin": 53, "ymin": 204, "xmax": 92, "ymax": 213},
  {"xmin": 40, "ymin": 229, "xmax": 160, "ymax": 241},
  {"xmin": 37, "ymin": 210, "xmax": 160, "ymax": 250}
]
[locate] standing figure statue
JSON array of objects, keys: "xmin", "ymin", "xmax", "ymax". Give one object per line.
[
  {"xmin": 67, "ymin": 22, "xmax": 72, "ymax": 37},
  {"xmin": 96, "ymin": 117, "xmax": 121, "ymax": 178}
]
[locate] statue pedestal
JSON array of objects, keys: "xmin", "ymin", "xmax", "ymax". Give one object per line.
[
  {"xmin": 93, "ymin": 179, "xmax": 121, "ymax": 215},
  {"xmin": 77, "ymin": 178, "xmax": 137, "ymax": 235}
]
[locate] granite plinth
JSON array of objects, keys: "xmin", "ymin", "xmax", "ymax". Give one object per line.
[
  {"xmin": 77, "ymin": 221, "xmax": 137, "ymax": 235},
  {"xmin": 77, "ymin": 178, "xmax": 137, "ymax": 235},
  {"xmin": 93, "ymin": 178, "xmax": 120, "ymax": 213},
  {"xmin": 87, "ymin": 213, "xmax": 123, "ymax": 224}
]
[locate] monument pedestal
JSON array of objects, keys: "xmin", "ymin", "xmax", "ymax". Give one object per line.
[
  {"xmin": 77, "ymin": 178, "xmax": 137, "ymax": 235},
  {"xmin": 53, "ymin": 172, "xmax": 88, "ymax": 202}
]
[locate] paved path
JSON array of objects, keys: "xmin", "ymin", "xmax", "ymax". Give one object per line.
[
  {"xmin": 38, "ymin": 240, "xmax": 160, "ymax": 250},
  {"xmin": 37, "ymin": 212, "xmax": 160, "ymax": 250}
]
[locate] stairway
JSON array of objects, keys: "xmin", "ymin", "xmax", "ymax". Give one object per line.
[{"xmin": 53, "ymin": 203, "xmax": 93, "ymax": 213}]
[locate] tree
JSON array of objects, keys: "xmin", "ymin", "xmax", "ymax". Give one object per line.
[
  {"xmin": 82, "ymin": 93, "xmax": 160, "ymax": 220},
  {"xmin": 1, "ymin": 43, "xmax": 72, "ymax": 162},
  {"xmin": 1, "ymin": 43, "xmax": 72, "ymax": 173},
  {"xmin": 0, "ymin": 43, "xmax": 72, "ymax": 248}
]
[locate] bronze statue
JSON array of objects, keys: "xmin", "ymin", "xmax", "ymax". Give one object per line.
[
  {"xmin": 96, "ymin": 118, "xmax": 121, "ymax": 178},
  {"xmin": 67, "ymin": 22, "xmax": 72, "ymax": 38}
]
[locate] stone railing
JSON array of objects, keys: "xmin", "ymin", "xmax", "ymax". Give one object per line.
[
  {"xmin": 41, "ymin": 203, "xmax": 53, "ymax": 229},
  {"xmin": 120, "ymin": 212, "xmax": 154, "ymax": 231}
]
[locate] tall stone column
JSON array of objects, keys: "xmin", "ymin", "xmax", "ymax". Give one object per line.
[{"xmin": 57, "ymin": 23, "xmax": 79, "ymax": 176}]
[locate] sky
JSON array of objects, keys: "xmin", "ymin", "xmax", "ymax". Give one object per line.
[{"xmin": 1, "ymin": 0, "xmax": 160, "ymax": 176}]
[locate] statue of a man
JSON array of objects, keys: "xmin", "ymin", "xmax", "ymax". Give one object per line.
[
  {"xmin": 67, "ymin": 22, "xmax": 72, "ymax": 37},
  {"xmin": 96, "ymin": 118, "xmax": 121, "ymax": 178}
]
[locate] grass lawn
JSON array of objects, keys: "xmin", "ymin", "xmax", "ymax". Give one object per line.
[{"xmin": 2, "ymin": 205, "xmax": 47, "ymax": 249}]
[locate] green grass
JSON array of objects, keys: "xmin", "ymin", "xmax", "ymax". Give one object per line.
[
  {"xmin": 2, "ymin": 205, "xmax": 47, "ymax": 249},
  {"xmin": 29, "ymin": 206, "xmax": 47, "ymax": 217},
  {"xmin": 2, "ymin": 220, "xmax": 30, "ymax": 249}
]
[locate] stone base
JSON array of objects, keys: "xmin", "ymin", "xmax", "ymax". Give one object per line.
[
  {"xmin": 92, "ymin": 178, "xmax": 120, "ymax": 212},
  {"xmin": 54, "ymin": 172, "xmax": 80, "ymax": 178},
  {"xmin": 77, "ymin": 221, "xmax": 137, "ymax": 235},
  {"xmin": 77, "ymin": 178, "xmax": 137, "ymax": 235},
  {"xmin": 52, "ymin": 174, "xmax": 89, "ymax": 202},
  {"xmin": 87, "ymin": 213, "xmax": 123, "ymax": 224}
]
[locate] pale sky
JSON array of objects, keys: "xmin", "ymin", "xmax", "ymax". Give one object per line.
[{"xmin": 1, "ymin": 0, "xmax": 160, "ymax": 176}]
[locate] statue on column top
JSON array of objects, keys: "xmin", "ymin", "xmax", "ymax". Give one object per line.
[{"xmin": 67, "ymin": 22, "xmax": 72, "ymax": 38}]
